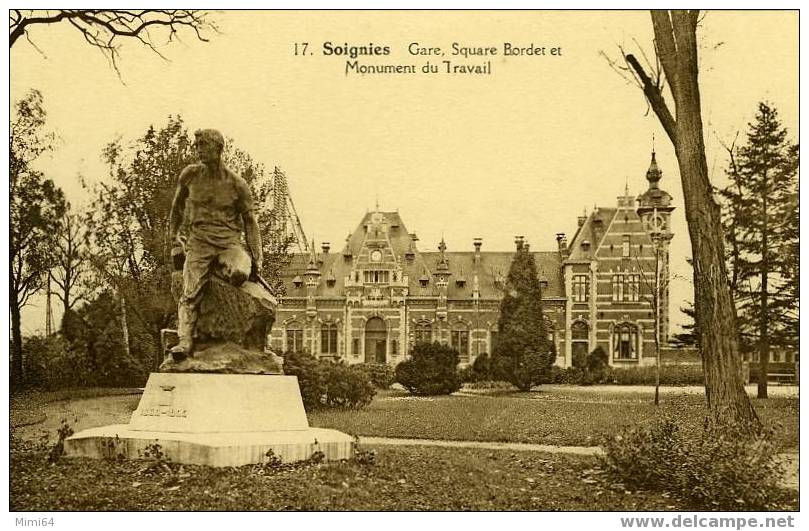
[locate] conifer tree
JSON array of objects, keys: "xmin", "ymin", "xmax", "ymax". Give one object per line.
[
  {"xmin": 491, "ymin": 240, "xmax": 555, "ymax": 391},
  {"xmin": 720, "ymin": 102, "xmax": 799, "ymax": 399}
]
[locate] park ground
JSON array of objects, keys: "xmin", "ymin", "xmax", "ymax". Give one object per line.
[{"xmin": 10, "ymin": 384, "xmax": 799, "ymax": 511}]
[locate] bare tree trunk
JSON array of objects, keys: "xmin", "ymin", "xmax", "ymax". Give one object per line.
[
  {"xmin": 758, "ymin": 210, "xmax": 769, "ymax": 399},
  {"xmin": 10, "ymin": 301, "xmax": 24, "ymax": 390},
  {"xmin": 627, "ymin": 10, "xmax": 759, "ymax": 428},
  {"xmin": 120, "ymin": 294, "xmax": 131, "ymax": 359}
]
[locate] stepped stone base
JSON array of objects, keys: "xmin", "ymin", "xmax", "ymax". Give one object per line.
[
  {"xmin": 64, "ymin": 372, "xmax": 354, "ymax": 467},
  {"xmin": 64, "ymin": 425, "xmax": 353, "ymax": 467}
]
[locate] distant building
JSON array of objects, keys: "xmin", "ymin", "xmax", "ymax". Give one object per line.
[{"xmin": 271, "ymin": 152, "xmax": 674, "ymax": 367}]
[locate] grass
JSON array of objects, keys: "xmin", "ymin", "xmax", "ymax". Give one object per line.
[
  {"xmin": 310, "ymin": 388, "xmax": 798, "ymax": 450},
  {"xmin": 9, "ymin": 385, "xmax": 798, "ymax": 511},
  {"xmin": 12, "ymin": 437, "xmax": 722, "ymax": 511}
]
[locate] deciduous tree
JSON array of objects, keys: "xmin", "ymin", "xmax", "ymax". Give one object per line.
[
  {"xmin": 10, "ymin": 90, "xmax": 66, "ymax": 388},
  {"xmin": 622, "ymin": 10, "xmax": 759, "ymax": 427}
]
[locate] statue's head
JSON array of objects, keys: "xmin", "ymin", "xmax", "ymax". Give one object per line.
[{"xmin": 194, "ymin": 129, "xmax": 225, "ymax": 164}]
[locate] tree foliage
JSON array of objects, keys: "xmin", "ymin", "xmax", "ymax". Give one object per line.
[
  {"xmin": 491, "ymin": 242, "xmax": 555, "ymax": 391},
  {"xmin": 395, "ymin": 342, "xmax": 463, "ymax": 395},
  {"xmin": 720, "ymin": 102, "xmax": 799, "ymax": 398},
  {"xmin": 10, "ymin": 89, "xmax": 67, "ymax": 388},
  {"xmin": 83, "ymin": 116, "xmax": 294, "ymax": 374}
]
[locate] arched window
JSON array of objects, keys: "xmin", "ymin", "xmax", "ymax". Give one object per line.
[
  {"xmin": 571, "ymin": 320, "xmax": 589, "ymax": 359},
  {"xmin": 612, "ymin": 323, "xmax": 639, "ymax": 360},
  {"xmin": 320, "ymin": 323, "xmax": 338, "ymax": 355},
  {"xmin": 286, "ymin": 322, "xmax": 303, "ymax": 353},
  {"xmin": 414, "ymin": 321, "xmax": 432, "ymax": 345}
]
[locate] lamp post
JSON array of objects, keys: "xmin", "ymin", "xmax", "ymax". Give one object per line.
[{"xmin": 650, "ymin": 207, "xmax": 663, "ymax": 406}]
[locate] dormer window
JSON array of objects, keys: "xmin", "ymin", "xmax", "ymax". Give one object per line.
[
  {"xmin": 292, "ymin": 275, "xmax": 303, "ymax": 288},
  {"xmin": 456, "ymin": 278, "xmax": 466, "ymax": 288},
  {"xmin": 581, "ymin": 240, "xmax": 591, "ymax": 250},
  {"xmin": 419, "ymin": 275, "xmax": 429, "ymax": 288}
]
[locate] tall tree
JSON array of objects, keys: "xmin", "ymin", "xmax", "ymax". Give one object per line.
[
  {"xmin": 10, "ymin": 10, "xmax": 217, "ymax": 76},
  {"xmin": 491, "ymin": 239, "xmax": 555, "ymax": 391},
  {"xmin": 624, "ymin": 10, "xmax": 759, "ymax": 427},
  {"xmin": 10, "ymin": 90, "xmax": 67, "ymax": 387},
  {"xmin": 720, "ymin": 103, "xmax": 799, "ymax": 399},
  {"xmin": 50, "ymin": 207, "xmax": 91, "ymax": 315}
]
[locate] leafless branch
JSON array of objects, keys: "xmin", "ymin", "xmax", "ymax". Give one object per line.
[{"xmin": 10, "ymin": 10, "xmax": 218, "ymax": 80}]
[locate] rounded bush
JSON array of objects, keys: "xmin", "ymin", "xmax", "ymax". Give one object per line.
[
  {"xmin": 395, "ymin": 342, "xmax": 462, "ymax": 395},
  {"xmin": 355, "ymin": 362, "xmax": 396, "ymax": 389},
  {"xmin": 283, "ymin": 352, "xmax": 375, "ymax": 410}
]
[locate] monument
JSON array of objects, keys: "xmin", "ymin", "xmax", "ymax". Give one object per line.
[{"xmin": 65, "ymin": 129, "xmax": 353, "ymax": 466}]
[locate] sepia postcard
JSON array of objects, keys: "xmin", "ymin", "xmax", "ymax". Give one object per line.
[{"xmin": 7, "ymin": 7, "xmax": 800, "ymax": 525}]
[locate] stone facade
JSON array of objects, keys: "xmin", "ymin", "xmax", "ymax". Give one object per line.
[{"xmin": 272, "ymin": 152, "xmax": 674, "ymax": 368}]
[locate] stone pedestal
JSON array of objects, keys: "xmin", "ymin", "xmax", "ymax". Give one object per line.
[{"xmin": 64, "ymin": 373, "xmax": 354, "ymax": 467}]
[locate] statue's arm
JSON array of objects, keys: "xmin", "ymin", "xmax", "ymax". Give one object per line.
[
  {"xmin": 243, "ymin": 210, "xmax": 263, "ymax": 274},
  {"xmin": 236, "ymin": 176, "xmax": 263, "ymax": 273},
  {"xmin": 169, "ymin": 166, "xmax": 192, "ymax": 243}
]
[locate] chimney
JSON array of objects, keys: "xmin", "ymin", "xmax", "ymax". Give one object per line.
[
  {"xmin": 577, "ymin": 215, "xmax": 587, "ymax": 228},
  {"xmin": 556, "ymin": 232, "xmax": 569, "ymax": 259},
  {"xmin": 321, "ymin": 242, "xmax": 330, "ymax": 254},
  {"xmin": 524, "ymin": 242, "xmax": 530, "ymax": 252},
  {"xmin": 514, "ymin": 235, "xmax": 524, "ymax": 251},
  {"xmin": 473, "ymin": 238, "xmax": 482, "ymax": 268}
]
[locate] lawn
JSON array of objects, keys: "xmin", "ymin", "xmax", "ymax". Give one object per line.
[
  {"xmin": 15, "ymin": 437, "xmax": 796, "ymax": 511},
  {"xmin": 310, "ymin": 387, "xmax": 799, "ymax": 450},
  {"xmin": 9, "ymin": 386, "xmax": 799, "ymax": 511}
]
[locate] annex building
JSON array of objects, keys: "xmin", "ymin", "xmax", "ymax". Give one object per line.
[{"xmin": 270, "ymin": 152, "xmax": 675, "ymax": 368}]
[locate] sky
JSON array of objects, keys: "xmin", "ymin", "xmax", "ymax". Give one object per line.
[{"xmin": 9, "ymin": 10, "xmax": 799, "ymax": 335}]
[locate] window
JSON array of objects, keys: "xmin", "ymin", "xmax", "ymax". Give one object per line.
[
  {"xmin": 625, "ymin": 274, "xmax": 640, "ymax": 302},
  {"xmin": 414, "ymin": 322, "xmax": 432, "ymax": 345},
  {"xmin": 320, "ymin": 323, "xmax": 338, "ymax": 354},
  {"xmin": 622, "ymin": 235, "xmax": 631, "ymax": 257},
  {"xmin": 451, "ymin": 329, "xmax": 470, "ymax": 362},
  {"xmin": 286, "ymin": 324, "xmax": 303, "ymax": 353},
  {"xmin": 612, "ymin": 323, "xmax": 639, "ymax": 360},
  {"xmin": 572, "ymin": 275, "xmax": 589, "ymax": 302},
  {"xmin": 391, "ymin": 339, "xmax": 398, "ymax": 357},
  {"xmin": 571, "ymin": 321, "xmax": 589, "ymax": 360},
  {"xmin": 489, "ymin": 330, "xmax": 499, "ymax": 353},
  {"xmin": 612, "ymin": 274, "xmax": 624, "ymax": 302},
  {"xmin": 363, "ymin": 270, "xmax": 390, "ymax": 283},
  {"xmin": 352, "ymin": 337, "xmax": 360, "ymax": 357},
  {"xmin": 612, "ymin": 274, "xmax": 641, "ymax": 302}
]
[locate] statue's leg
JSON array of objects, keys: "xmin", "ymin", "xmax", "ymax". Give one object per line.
[
  {"xmin": 172, "ymin": 247, "xmax": 213, "ymax": 359},
  {"xmin": 216, "ymin": 244, "xmax": 252, "ymax": 287}
]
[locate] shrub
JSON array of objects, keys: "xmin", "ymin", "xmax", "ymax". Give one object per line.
[
  {"xmin": 355, "ymin": 362, "xmax": 396, "ymax": 389},
  {"xmin": 283, "ymin": 352, "xmax": 375, "ymax": 410},
  {"xmin": 580, "ymin": 346, "xmax": 610, "ymax": 385},
  {"xmin": 284, "ymin": 351, "xmax": 328, "ymax": 411},
  {"xmin": 549, "ymin": 365, "xmax": 583, "ymax": 384},
  {"xmin": 323, "ymin": 362, "xmax": 376, "ymax": 409},
  {"xmin": 606, "ymin": 365, "xmax": 704, "ymax": 386},
  {"xmin": 395, "ymin": 342, "xmax": 462, "ymax": 395},
  {"xmin": 602, "ymin": 417, "xmax": 783, "ymax": 510},
  {"xmin": 23, "ymin": 334, "xmax": 90, "ymax": 389}
]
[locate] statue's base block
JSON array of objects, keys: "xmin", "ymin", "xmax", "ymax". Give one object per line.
[
  {"xmin": 64, "ymin": 425, "xmax": 353, "ymax": 467},
  {"xmin": 64, "ymin": 373, "xmax": 354, "ymax": 467}
]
